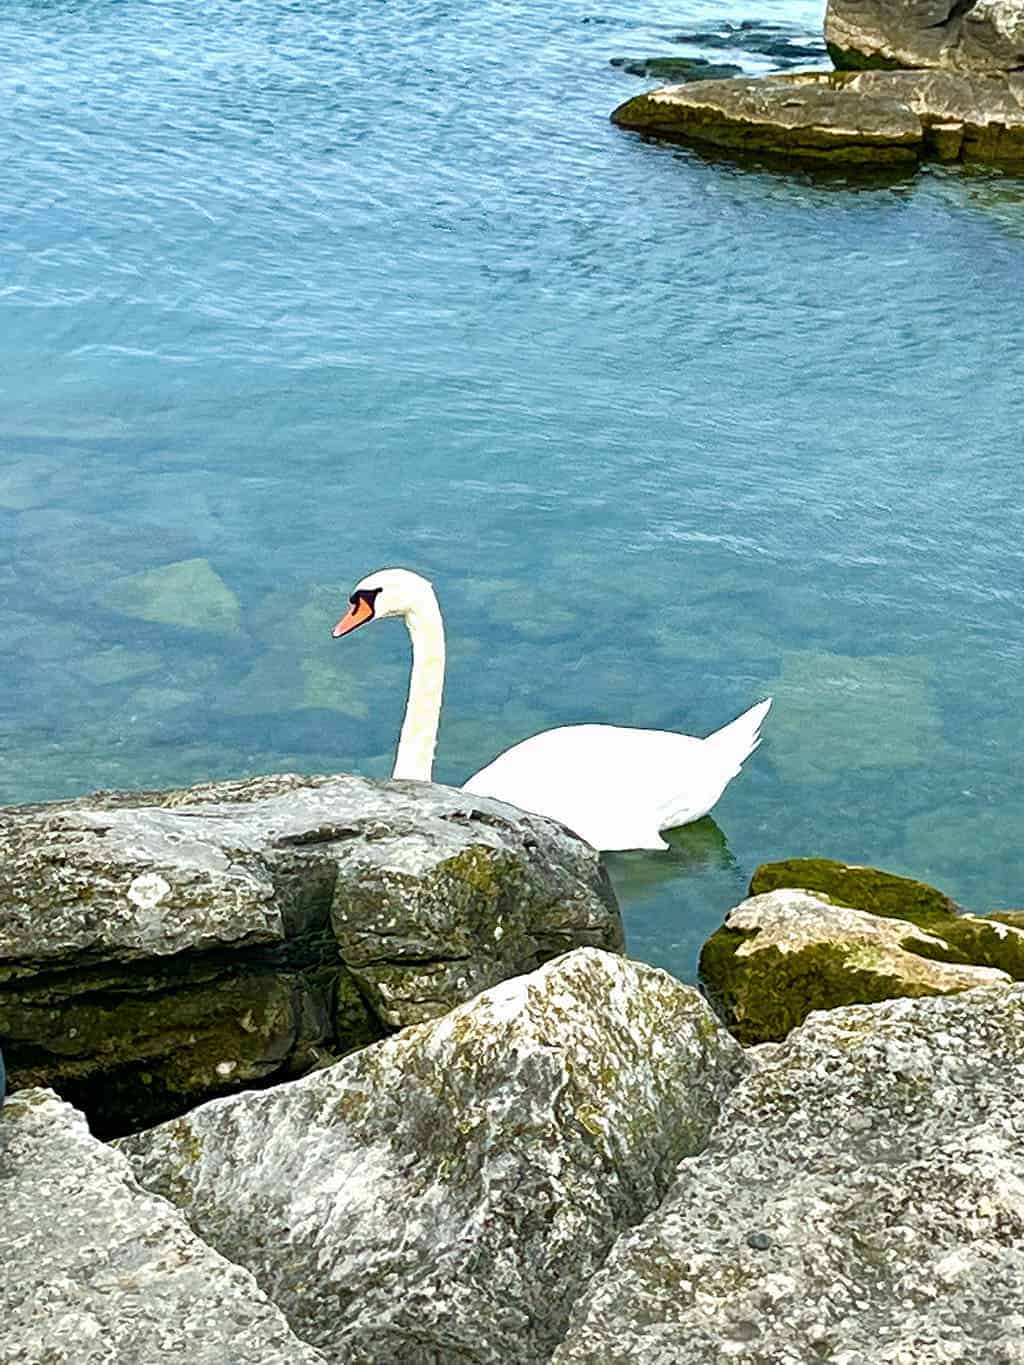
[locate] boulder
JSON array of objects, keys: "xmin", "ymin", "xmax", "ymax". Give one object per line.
[
  {"xmin": 826, "ymin": 0, "xmax": 1024, "ymax": 73},
  {"xmin": 0, "ymin": 773, "xmax": 620, "ymax": 1135},
  {"xmin": 699, "ymin": 887, "xmax": 1011, "ymax": 1043},
  {"xmin": 611, "ymin": 69, "xmax": 1024, "ymax": 164},
  {"xmin": 118, "ymin": 948, "xmax": 746, "ymax": 1365},
  {"xmin": 751, "ymin": 857, "xmax": 1024, "ymax": 976},
  {"xmin": 749, "ymin": 855, "xmax": 962, "ymax": 916},
  {"xmin": 553, "ymin": 984, "xmax": 1024, "ymax": 1364},
  {"xmin": 0, "ymin": 1087, "xmax": 328, "ymax": 1365}
]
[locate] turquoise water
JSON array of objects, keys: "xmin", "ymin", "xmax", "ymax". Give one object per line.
[{"xmin": 2, "ymin": 0, "xmax": 1023, "ymax": 982}]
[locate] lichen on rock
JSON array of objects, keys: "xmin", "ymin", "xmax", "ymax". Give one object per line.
[
  {"xmin": 1, "ymin": 771, "xmax": 621, "ymax": 1134},
  {"xmin": 117, "ymin": 948, "xmax": 745, "ymax": 1365},
  {"xmin": 553, "ymin": 984, "xmax": 1024, "ymax": 1364}
]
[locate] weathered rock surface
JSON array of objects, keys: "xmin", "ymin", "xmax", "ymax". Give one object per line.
[
  {"xmin": 0, "ymin": 1087, "xmax": 328, "ymax": 1365},
  {"xmin": 826, "ymin": 0, "xmax": 1024, "ymax": 74},
  {"xmin": 612, "ymin": 75, "xmax": 923, "ymax": 162},
  {"xmin": 1, "ymin": 773, "xmax": 620, "ymax": 1134},
  {"xmin": 785, "ymin": 67, "xmax": 1024, "ymax": 159},
  {"xmin": 118, "ymin": 948, "xmax": 746, "ymax": 1365},
  {"xmin": 554, "ymin": 984, "xmax": 1024, "ymax": 1364},
  {"xmin": 611, "ymin": 68, "xmax": 1024, "ymax": 164},
  {"xmin": 700, "ymin": 887, "xmax": 1010, "ymax": 1043}
]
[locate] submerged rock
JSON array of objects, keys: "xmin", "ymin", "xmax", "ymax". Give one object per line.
[
  {"xmin": 670, "ymin": 20, "xmax": 827, "ymax": 65},
  {"xmin": 554, "ymin": 984, "xmax": 1024, "ymax": 1363},
  {"xmin": 0, "ymin": 1088, "xmax": 328, "ymax": 1364},
  {"xmin": 610, "ymin": 56, "xmax": 743, "ymax": 81},
  {"xmin": 826, "ymin": 0, "xmax": 1024, "ymax": 73},
  {"xmin": 0, "ymin": 772, "xmax": 620, "ymax": 1135},
  {"xmin": 701, "ymin": 859, "xmax": 1024, "ymax": 1043},
  {"xmin": 101, "ymin": 555, "xmax": 243, "ymax": 635},
  {"xmin": 118, "ymin": 948, "xmax": 746, "ymax": 1365}
]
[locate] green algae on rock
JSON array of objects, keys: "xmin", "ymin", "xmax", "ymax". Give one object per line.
[
  {"xmin": 700, "ymin": 855, "xmax": 1024, "ymax": 1044},
  {"xmin": 750, "ymin": 856, "xmax": 962, "ymax": 919},
  {"xmin": 699, "ymin": 887, "xmax": 1010, "ymax": 1045}
]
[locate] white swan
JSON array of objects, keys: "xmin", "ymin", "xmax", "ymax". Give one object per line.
[{"xmin": 332, "ymin": 568, "xmax": 771, "ymax": 851}]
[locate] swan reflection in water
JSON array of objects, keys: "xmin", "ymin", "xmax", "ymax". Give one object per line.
[{"xmin": 603, "ymin": 816, "xmax": 750, "ymax": 985}]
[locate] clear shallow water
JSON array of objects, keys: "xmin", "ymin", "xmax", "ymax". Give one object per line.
[{"xmin": 2, "ymin": 0, "xmax": 1023, "ymax": 982}]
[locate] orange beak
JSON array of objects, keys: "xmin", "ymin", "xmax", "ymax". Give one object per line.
[{"xmin": 332, "ymin": 596, "xmax": 374, "ymax": 638}]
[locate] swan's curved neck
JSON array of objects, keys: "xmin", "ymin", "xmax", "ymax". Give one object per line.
[{"xmin": 393, "ymin": 593, "xmax": 446, "ymax": 781}]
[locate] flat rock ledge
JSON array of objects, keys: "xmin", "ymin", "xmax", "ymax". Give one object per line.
[
  {"xmin": 611, "ymin": 69, "xmax": 1024, "ymax": 165},
  {"xmin": 554, "ymin": 983, "xmax": 1024, "ymax": 1364},
  {"xmin": 0, "ymin": 772, "xmax": 621, "ymax": 1135},
  {"xmin": 117, "ymin": 948, "xmax": 746, "ymax": 1365},
  {"xmin": 701, "ymin": 858, "xmax": 1024, "ymax": 1044},
  {"xmin": 0, "ymin": 1087, "xmax": 328, "ymax": 1365}
]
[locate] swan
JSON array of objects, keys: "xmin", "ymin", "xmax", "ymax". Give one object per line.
[{"xmin": 332, "ymin": 568, "xmax": 771, "ymax": 851}]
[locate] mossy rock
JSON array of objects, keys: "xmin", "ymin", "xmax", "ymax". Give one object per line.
[
  {"xmin": 750, "ymin": 857, "xmax": 962, "ymax": 921},
  {"xmin": 750, "ymin": 858, "xmax": 1024, "ymax": 981},
  {"xmin": 704, "ymin": 862, "xmax": 1021, "ymax": 1042}
]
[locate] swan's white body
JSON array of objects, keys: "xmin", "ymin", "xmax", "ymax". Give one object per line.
[{"xmin": 333, "ymin": 568, "xmax": 771, "ymax": 851}]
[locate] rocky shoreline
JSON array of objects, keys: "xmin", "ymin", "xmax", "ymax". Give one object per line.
[
  {"xmin": 4, "ymin": 773, "xmax": 1024, "ymax": 1361},
  {"xmin": 611, "ymin": 0, "xmax": 1024, "ymax": 167}
]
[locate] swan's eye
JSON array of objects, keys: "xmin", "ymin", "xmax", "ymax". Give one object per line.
[{"xmin": 350, "ymin": 587, "xmax": 381, "ymax": 609}]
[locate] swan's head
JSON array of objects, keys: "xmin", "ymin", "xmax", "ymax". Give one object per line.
[{"xmin": 332, "ymin": 568, "xmax": 435, "ymax": 638}]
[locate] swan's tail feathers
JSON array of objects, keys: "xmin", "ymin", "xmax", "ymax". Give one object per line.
[{"xmin": 705, "ymin": 697, "xmax": 772, "ymax": 772}]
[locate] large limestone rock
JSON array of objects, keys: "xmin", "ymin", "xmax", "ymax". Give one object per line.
[
  {"xmin": 826, "ymin": 0, "xmax": 1024, "ymax": 73},
  {"xmin": 1, "ymin": 773, "xmax": 620, "ymax": 1134},
  {"xmin": 554, "ymin": 984, "xmax": 1024, "ymax": 1363},
  {"xmin": 118, "ymin": 948, "xmax": 746, "ymax": 1365},
  {"xmin": 0, "ymin": 1088, "xmax": 328, "ymax": 1365},
  {"xmin": 611, "ymin": 68, "xmax": 1024, "ymax": 164}
]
